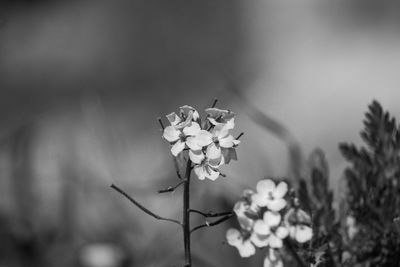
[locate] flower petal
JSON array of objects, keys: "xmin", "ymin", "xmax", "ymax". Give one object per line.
[
  {"xmin": 250, "ymin": 232, "xmax": 270, "ymax": 248},
  {"xmin": 205, "ymin": 166, "xmax": 220, "ymax": 181},
  {"xmin": 219, "ymin": 135, "xmax": 235, "ymax": 148},
  {"xmin": 256, "ymin": 179, "xmax": 276, "ymax": 195},
  {"xmin": 208, "ymin": 156, "xmax": 222, "ymax": 168},
  {"xmin": 263, "ymin": 211, "xmax": 281, "ymax": 227},
  {"xmin": 166, "ymin": 112, "xmax": 181, "ymax": 126},
  {"xmin": 267, "ymin": 199, "xmax": 287, "ymax": 212},
  {"xmin": 193, "ymin": 130, "xmax": 213, "ymax": 147},
  {"xmin": 273, "ymin": 182, "xmax": 288, "ymax": 198},
  {"xmin": 186, "ymin": 136, "xmax": 202, "ymax": 151},
  {"xmin": 171, "ymin": 141, "xmax": 185, "ymax": 156},
  {"xmin": 226, "ymin": 228, "xmax": 242, "ymax": 246},
  {"xmin": 213, "ymin": 123, "xmax": 230, "ymax": 139},
  {"xmin": 237, "ymin": 240, "xmax": 256, "ymax": 258},
  {"xmin": 188, "ymin": 150, "xmax": 204, "ymax": 164},
  {"xmin": 183, "ymin": 122, "xmax": 201, "ymax": 136},
  {"xmin": 206, "ymin": 143, "xmax": 222, "ymax": 160},
  {"xmin": 205, "ymin": 108, "xmax": 235, "ymax": 125},
  {"xmin": 294, "ymin": 225, "xmax": 313, "ymax": 243},
  {"xmin": 275, "ymin": 226, "xmax": 289, "ymax": 239},
  {"xmin": 205, "ymin": 107, "xmax": 225, "ymax": 118},
  {"xmin": 194, "ymin": 166, "xmax": 206, "ymax": 180},
  {"xmin": 268, "ymin": 234, "xmax": 283, "ymax": 248},
  {"xmin": 251, "ymin": 193, "xmax": 269, "ymax": 208},
  {"xmin": 163, "ymin": 126, "xmax": 180, "ymax": 142},
  {"xmin": 224, "ymin": 117, "xmax": 235, "ymax": 130},
  {"xmin": 176, "ymin": 112, "xmax": 193, "ymax": 129},
  {"xmin": 234, "ymin": 201, "xmax": 254, "ymax": 231},
  {"xmin": 180, "ymin": 105, "xmax": 199, "ymax": 121},
  {"xmin": 253, "ymin": 219, "xmax": 271, "ymax": 235}
]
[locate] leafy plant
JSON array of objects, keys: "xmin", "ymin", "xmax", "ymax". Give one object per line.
[{"xmin": 339, "ymin": 100, "xmax": 400, "ymax": 266}]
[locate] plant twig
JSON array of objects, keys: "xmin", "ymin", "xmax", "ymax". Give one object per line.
[
  {"xmin": 110, "ymin": 184, "xmax": 181, "ymax": 226},
  {"xmin": 158, "ymin": 180, "xmax": 186, "ymax": 193},
  {"xmin": 189, "ymin": 209, "xmax": 233, "ymax": 218},
  {"xmin": 182, "ymin": 159, "xmax": 193, "ymax": 266},
  {"xmin": 236, "ymin": 132, "xmax": 244, "ymax": 140},
  {"xmin": 211, "ymin": 98, "xmax": 218, "ymax": 108},
  {"xmin": 157, "ymin": 117, "xmax": 165, "ymax": 130},
  {"xmin": 190, "ymin": 213, "xmax": 234, "ymax": 234}
]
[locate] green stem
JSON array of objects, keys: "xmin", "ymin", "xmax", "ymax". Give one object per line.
[{"xmin": 183, "ymin": 159, "xmax": 192, "ymax": 267}]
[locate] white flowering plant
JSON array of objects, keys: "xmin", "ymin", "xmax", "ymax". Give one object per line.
[
  {"xmin": 226, "ymin": 179, "xmax": 313, "ymax": 267},
  {"xmin": 109, "ymin": 99, "xmax": 400, "ymax": 267},
  {"xmin": 111, "ymin": 99, "xmax": 243, "ymax": 267}
]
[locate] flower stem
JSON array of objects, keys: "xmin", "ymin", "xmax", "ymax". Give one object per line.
[
  {"xmin": 110, "ymin": 184, "xmax": 181, "ymax": 226},
  {"xmin": 183, "ymin": 159, "xmax": 192, "ymax": 267}
]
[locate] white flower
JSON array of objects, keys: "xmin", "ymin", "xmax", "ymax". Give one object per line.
[
  {"xmin": 284, "ymin": 208, "xmax": 313, "ymax": 243},
  {"xmin": 233, "ymin": 199, "xmax": 256, "ymax": 231},
  {"xmin": 193, "ymin": 155, "xmax": 222, "ymax": 180},
  {"xmin": 288, "ymin": 225, "xmax": 313, "ymax": 243},
  {"xmin": 206, "ymin": 122, "xmax": 240, "ymax": 162},
  {"xmin": 251, "ymin": 179, "xmax": 288, "ymax": 211},
  {"xmin": 163, "ymin": 121, "xmax": 202, "ymax": 156},
  {"xmin": 251, "ymin": 211, "xmax": 289, "ymax": 248},
  {"xmin": 226, "ymin": 228, "xmax": 256, "ymax": 258},
  {"xmin": 163, "ymin": 106, "xmax": 209, "ymax": 157}
]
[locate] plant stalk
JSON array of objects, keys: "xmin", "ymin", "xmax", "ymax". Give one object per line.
[{"xmin": 183, "ymin": 159, "xmax": 192, "ymax": 267}]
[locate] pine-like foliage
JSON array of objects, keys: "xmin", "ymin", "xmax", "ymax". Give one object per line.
[{"xmin": 339, "ymin": 100, "xmax": 400, "ymax": 266}]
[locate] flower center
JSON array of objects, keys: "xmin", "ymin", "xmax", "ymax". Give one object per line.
[
  {"xmin": 179, "ymin": 133, "xmax": 186, "ymax": 142},
  {"xmin": 212, "ymin": 136, "xmax": 219, "ymax": 144}
]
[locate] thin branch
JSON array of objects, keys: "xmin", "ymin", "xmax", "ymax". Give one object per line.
[
  {"xmin": 189, "ymin": 209, "xmax": 233, "ymax": 218},
  {"xmin": 157, "ymin": 117, "xmax": 165, "ymax": 130},
  {"xmin": 190, "ymin": 213, "xmax": 234, "ymax": 234},
  {"xmin": 211, "ymin": 98, "xmax": 218, "ymax": 108},
  {"xmin": 236, "ymin": 132, "xmax": 244, "ymax": 140},
  {"xmin": 110, "ymin": 184, "xmax": 181, "ymax": 226},
  {"xmin": 158, "ymin": 180, "xmax": 186, "ymax": 193}
]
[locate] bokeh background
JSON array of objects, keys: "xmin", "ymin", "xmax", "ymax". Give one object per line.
[{"xmin": 1, "ymin": 0, "xmax": 400, "ymax": 266}]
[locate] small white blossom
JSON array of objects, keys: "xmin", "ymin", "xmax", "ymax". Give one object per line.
[
  {"xmin": 193, "ymin": 156, "xmax": 222, "ymax": 181},
  {"xmin": 252, "ymin": 179, "xmax": 288, "ymax": 211},
  {"xmin": 284, "ymin": 208, "xmax": 313, "ymax": 243},
  {"xmin": 234, "ymin": 199, "xmax": 256, "ymax": 231},
  {"xmin": 226, "ymin": 228, "xmax": 256, "ymax": 258},
  {"xmin": 288, "ymin": 225, "xmax": 313, "ymax": 243},
  {"xmin": 252, "ymin": 211, "xmax": 289, "ymax": 248}
]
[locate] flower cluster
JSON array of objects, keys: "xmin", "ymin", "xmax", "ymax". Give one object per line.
[
  {"xmin": 162, "ymin": 105, "xmax": 240, "ymax": 181},
  {"xmin": 226, "ymin": 179, "xmax": 313, "ymax": 266}
]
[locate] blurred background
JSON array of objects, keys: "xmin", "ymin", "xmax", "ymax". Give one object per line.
[{"xmin": 1, "ymin": 0, "xmax": 400, "ymax": 266}]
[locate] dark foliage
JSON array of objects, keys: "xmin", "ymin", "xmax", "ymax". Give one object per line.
[
  {"xmin": 339, "ymin": 100, "xmax": 400, "ymax": 266},
  {"xmin": 297, "ymin": 149, "xmax": 342, "ymax": 267}
]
